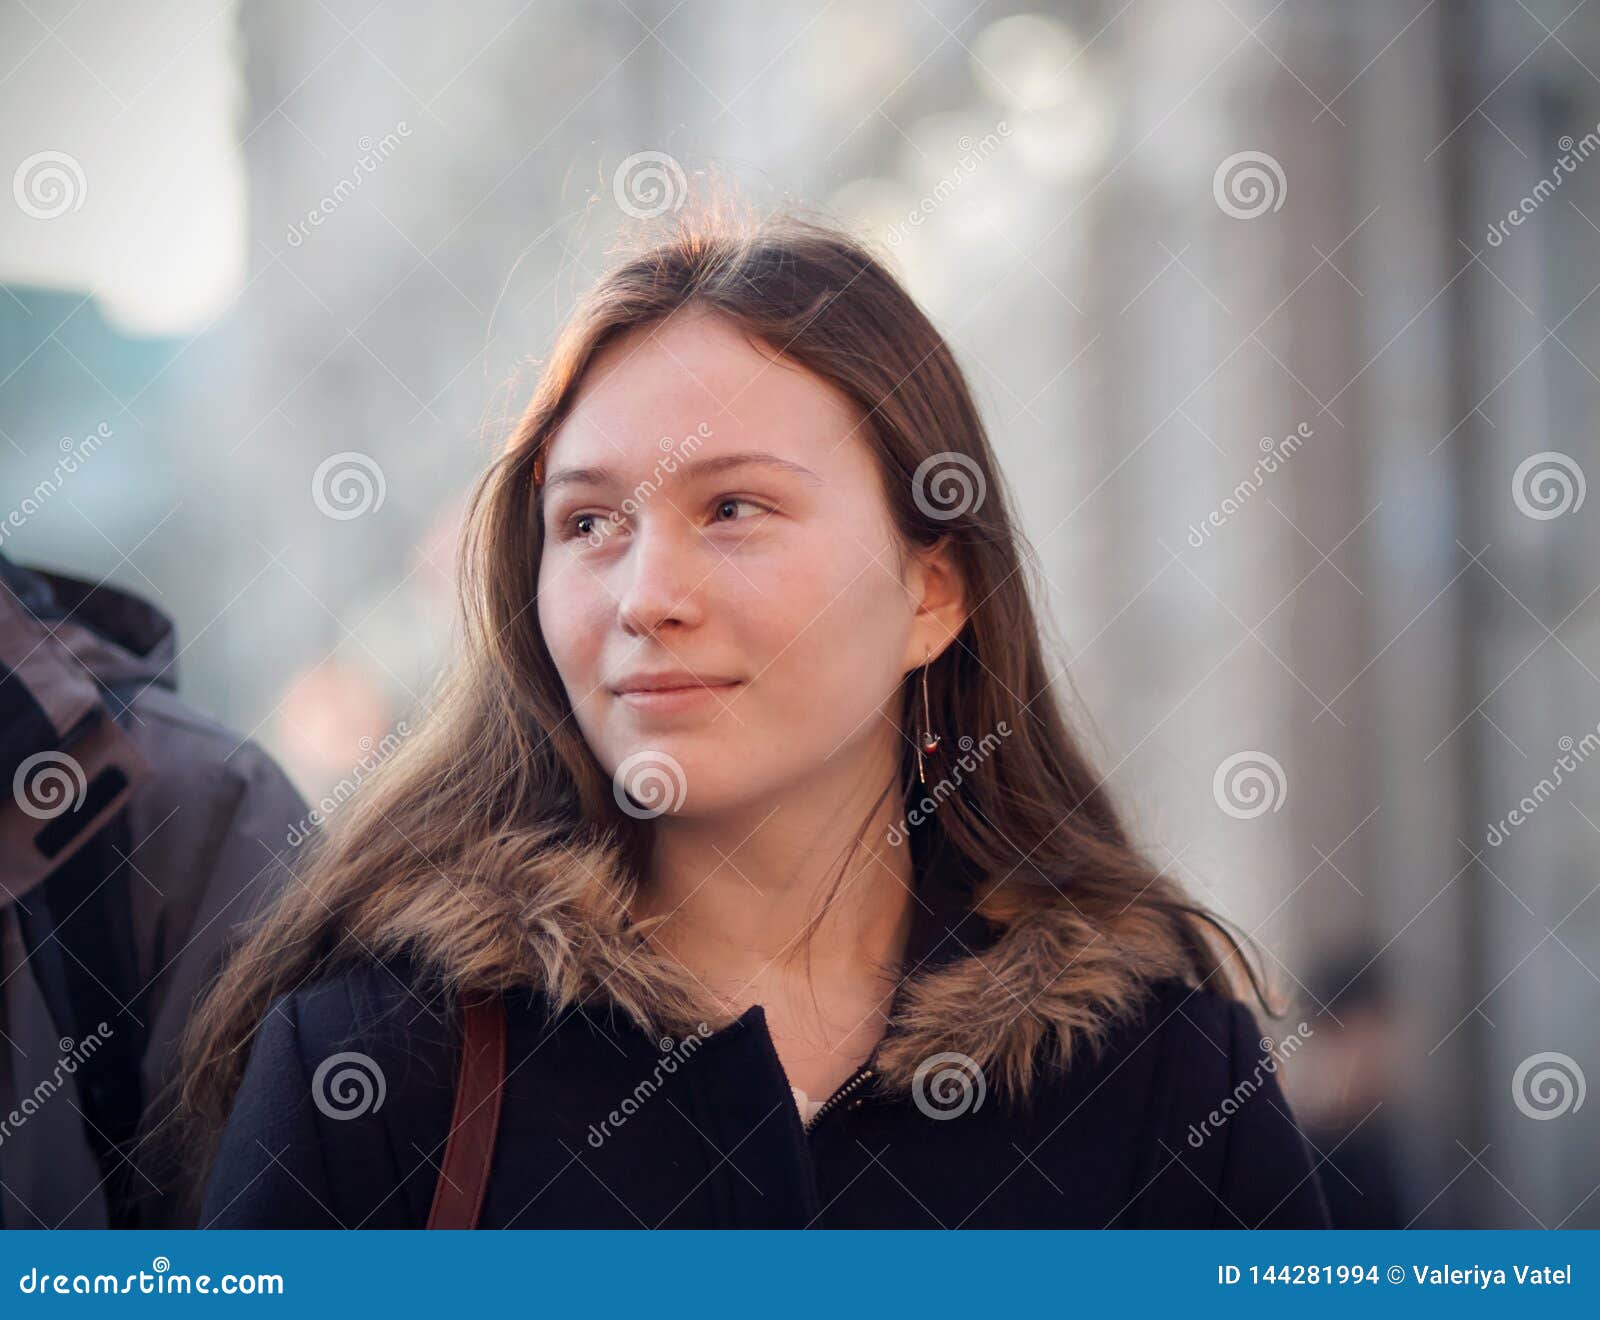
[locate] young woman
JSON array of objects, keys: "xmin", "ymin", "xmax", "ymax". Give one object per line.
[{"xmin": 183, "ymin": 212, "xmax": 1331, "ymax": 1230}]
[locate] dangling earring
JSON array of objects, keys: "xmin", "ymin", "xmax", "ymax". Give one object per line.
[{"xmin": 915, "ymin": 646, "xmax": 941, "ymax": 785}]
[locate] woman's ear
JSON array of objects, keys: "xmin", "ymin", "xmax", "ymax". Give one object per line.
[{"xmin": 906, "ymin": 535, "xmax": 969, "ymax": 666}]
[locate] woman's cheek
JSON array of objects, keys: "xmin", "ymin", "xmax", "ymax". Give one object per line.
[{"xmin": 537, "ymin": 572, "xmax": 602, "ymax": 692}]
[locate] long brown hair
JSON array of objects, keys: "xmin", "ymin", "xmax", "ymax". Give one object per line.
[{"xmin": 178, "ymin": 205, "xmax": 1269, "ymax": 1176}]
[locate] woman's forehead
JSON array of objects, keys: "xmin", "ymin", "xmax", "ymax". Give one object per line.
[{"xmin": 551, "ymin": 318, "xmax": 865, "ymax": 474}]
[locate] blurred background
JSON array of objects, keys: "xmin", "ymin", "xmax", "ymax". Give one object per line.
[{"xmin": 3, "ymin": 0, "xmax": 1598, "ymax": 1227}]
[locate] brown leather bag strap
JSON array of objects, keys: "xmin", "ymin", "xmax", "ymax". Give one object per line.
[{"xmin": 426, "ymin": 991, "xmax": 506, "ymax": 1229}]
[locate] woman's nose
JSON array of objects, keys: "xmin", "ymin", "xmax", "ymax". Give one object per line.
[{"xmin": 614, "ymin": 521, "xmax": 705, "ymax": 636}]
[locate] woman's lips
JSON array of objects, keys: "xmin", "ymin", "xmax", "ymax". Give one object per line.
[{"xmin": 613, "ymin": 681, "xmax": 741, "ymax": 715}]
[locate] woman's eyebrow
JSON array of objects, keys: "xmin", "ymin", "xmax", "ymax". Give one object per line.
[{"xmin": 541, "ymin": 450, "xmax": 824, "ymax": 494}]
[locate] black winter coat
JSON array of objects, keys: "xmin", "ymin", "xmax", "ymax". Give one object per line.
[{"xmin": 202, "ymin": 838, "xmax": 1332, "ymax": 1230}]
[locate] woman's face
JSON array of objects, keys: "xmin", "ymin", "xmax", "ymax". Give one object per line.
[{"xmin": 535, "ymin": 311, "xmax": 957, "ymax": 820}]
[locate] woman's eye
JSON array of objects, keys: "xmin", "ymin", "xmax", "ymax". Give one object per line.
[
  {"xmin": 560, "ymin": 512, "xmax": 615, "ymax": 542},
  {"xmin": 711, "ymin": 497, "xmax": 769, "ymax": 524}
]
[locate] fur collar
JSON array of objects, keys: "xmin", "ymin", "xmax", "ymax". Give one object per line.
[
  {"xmin": 864, "ymin": 824, "xmax": 1194, "ymax": 1101},
  {"xmin": 370, "ymin": 817, "xmax": 1194, "ymax": 1106}
]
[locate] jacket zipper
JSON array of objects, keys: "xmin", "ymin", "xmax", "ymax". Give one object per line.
[{"xmin": 802, "ymin": 1063, "xmax": 876, "ymax": 1135}]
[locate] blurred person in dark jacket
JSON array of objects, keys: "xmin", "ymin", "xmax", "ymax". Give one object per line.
[{"xmin": 0, "ymin": 550, "xmax": 304, "ymax": 1228}]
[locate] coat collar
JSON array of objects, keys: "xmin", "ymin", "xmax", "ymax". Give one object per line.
[{"xmin": 365, "ymin": 802, "xmax": 1194, "ymax": 1104}]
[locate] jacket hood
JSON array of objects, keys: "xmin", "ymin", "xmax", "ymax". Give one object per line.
[
  {"xmin": 0, "ymin": 554, "xmax": 178, "ymax": 691},
  {"xmin": 0, "ymin": 555, "xmax": 176, "ymax": 899}
]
